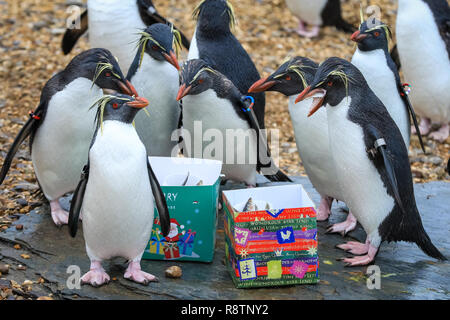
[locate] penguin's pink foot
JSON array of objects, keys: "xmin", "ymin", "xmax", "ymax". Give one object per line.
[
  {"xmin": 428, "ymin": 123, "xmax": 449, "ymax": 142},
  {"xmin": 295, "ymin": 21, "xmax": 320, "ymax": 38},
  {"xmin": 338, "ymin": 242, "xmax": 378, "ymax": 267},
  {"xmin": 317, "ymin": 196, "xmax": 333, "ymax": 221},
  {"xmin": 327, "ymin": 212, "xmax": 357, "ymax": 236},
  {"xmin": 412, "ymin": 117, "xmax": 431, "ymax": 136},
  {"xmin": 81, "ymin": 261, "xmax": 110, "ymax": 287},
  {"xmin": 50, "ymin": 199, "xmax": 69, "ymax": 226},
  {"xmin": 124, "ymin": 261, "xmax": 158, "ymax": 285},
  {"xmin": 336, "ymin": 240, "xmax": 368, "ymax": 255}
]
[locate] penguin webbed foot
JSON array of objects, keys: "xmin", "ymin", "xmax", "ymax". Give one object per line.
[
  {"xmin": 124, "ymin": 261, "xmax": 158, "ymax": 286},
  {"xmin": 295, "ymin": 20, "xmax": 320, "ymax": 38},
  {"xmin": 317, "ymin": 196, "xmax": 333, "ymax": 221},
  {"xmin": 50, "ymin": 199, "xmax": 69, "ymax": 227},
  {"xmin": 428, "ymin": 123, "xmax": 450, "ymax": 143},
  {"xmin": 326, "ymin": 212, "xmax": 357, "ymax": 236},
  {"xmin": 81, "ymin": 262, "xmax": 110, "ymax": 287},
  {"xmin": 336, "ymin": 240, "xmax": 378, "ymax": 267}
]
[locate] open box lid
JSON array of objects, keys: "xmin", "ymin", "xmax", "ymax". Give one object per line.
[
  {"xmin": 223, "ymin": 184, "xmax": 316, "ymax": 211},
  {"xmin": 149, "ymin": 157, "xmax": 223, "ymax": 186}
]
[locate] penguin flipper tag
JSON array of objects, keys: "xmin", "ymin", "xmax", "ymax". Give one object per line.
[
  {"xmin": 398, "ymin": 82, "xmax": 426, "ymax": 153},
  {"xmin": 62, "ymin": 9, "xmax": 88, "ymax": 55},
  {"xmin": 68, "ymin": 164, "xmax": 89, "ymax": 238},
  {"xmin": 240, "ymin": 96, "xmax": 292, "ymax": 182},
  {"xmin": 366, "ymin": 126, "xmax": 405, "ymax": 214},
  {"xmin": 137, "ymin": 0, "xmax": 190, "ymax": 49},
  {"xmin": 147, "ymin": 158, "xmax": 170, "ymax": 237},
  {"xmin": 0, "ymin": 110, "xmax": 42, "ymax": 186}
]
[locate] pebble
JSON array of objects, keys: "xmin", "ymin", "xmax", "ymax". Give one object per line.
[
  {"xmin": 165, "ymin": 266, "xmax": 182, "ymax": 279},
  {"xmin": 0, "ymin": 263, "xmax": 10, "ymax": 274},
  {"xmin": 15, "ymin": 224, "xmax": 23, "ymax": 231}
]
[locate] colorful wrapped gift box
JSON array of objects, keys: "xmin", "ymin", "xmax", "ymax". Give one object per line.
[
  {"xmin": 178, "ymin": 229, "xmax": 197, "ymax": 256},
  {"xmin": 223, "ymin": 184, "xmax": 319, "ymax": 288},
  {"xmin": 143, "ymin": 157, "xmax": 222, "ymax": 262}
]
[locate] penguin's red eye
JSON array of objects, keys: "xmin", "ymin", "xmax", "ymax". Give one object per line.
[
  {"xmin": 152, "ymin": 45, "xmax": 159, "ymax": 50},
  {"xmin": 285, "ymin": 75, "xmax": 291, "ymax": 81},
  {"xmin": 327, "ymin": 81, "xmax": 333, "ymax": 87},
  {"xmin": 112, "ymin": 103, "xmax": 119, "ymax": 109},
  {"xmin": 198, "ymin": 79, "xmax": 204, "ymax": 84},
  {"xmin": 374, "ymin": 31, "xmax": 380, "ymax": 37},
  {"xmin": 105, "ymin": 72, "xmax": 111, "ymax": 77}
]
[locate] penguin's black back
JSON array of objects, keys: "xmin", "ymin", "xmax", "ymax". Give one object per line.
[
  {"xmin": 195, "ymin": 1, "xmax": 266, "ymax": 127},
  {"xmin": 423, "ymin": 0, "xmax": 450, "ymax": 59}
]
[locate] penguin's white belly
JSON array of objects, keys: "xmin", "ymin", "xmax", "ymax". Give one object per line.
[
  {"xmin": 130, "ymin": 55, "xmax": 181, "ymax": 157},
  {"xmin": 397, "ymin": 0, "xmax": 450, "ymax": 123},
  {"xmin": 188, "ymin": 28, "xmax": 199, "ymax": 60},
  {"xmin": 182, "ymin": 90, "xmax": 257, "ymax": 185},
  {"xmin": 82, "ymin": 121, "xmax": 154, "ymax": 261},
  {"xmin": 352, "ymin": 49, "xmax": 410, "ymax": 146},
  {"xmin": 31, "ymin": 78, "xmax": 101, "ymax": 201},
  {"xmin": 288, "ymin": 96, "xmax": 342, "ymax": 201},
  {"xmin": 88, "ymin": 0, "xmax": 146, "ymax": 74},
  {"xmin": 326, "ymin": 98, "xmax": 394, "ymax": 245},
  {"xmin": 285, "ymin": 0, "xmax": 327, "ymax": 26}
]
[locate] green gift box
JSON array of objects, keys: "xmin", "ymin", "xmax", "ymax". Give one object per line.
[
  {"xmin": 143, "ymin": 157, "xmax": 222, "ymax": 262},
  {"xmin": 223, "ymin": 184, "xmax": 320, "ymax": 288}
]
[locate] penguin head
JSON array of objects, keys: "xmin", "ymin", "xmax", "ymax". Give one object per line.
[
  {"xmin": 72, "ymin": 48, "xmax": 138, "ymax": 96},
  {"xmin": 92, "ymin": 93, "xmax": 149, "ymax": 126},
  {"xmin": 248, "ymin": 57, "xmax": 318, "ymax": 97},
  {"xmin": 351, "ymin": 19, "xmax": 391, "ymax": 52},
  {"xmin": 136, "ymin": 23, "xmax": 181, "ymax": 70},
  {"xmin": 193, "ymin": 0, "xmax": 236, "ymax": 33},
  {"xmin": 295, "ymin": 57, "xmax": 365, "ymax": 116},
  {"xmin": 177, "ymin": 59, "xmax": 223, "ymax": 100}
]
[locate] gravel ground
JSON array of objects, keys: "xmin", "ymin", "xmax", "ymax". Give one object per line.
[{"xmin": 0, "ymin": 0, "xmax": 449, "ymax": 222}]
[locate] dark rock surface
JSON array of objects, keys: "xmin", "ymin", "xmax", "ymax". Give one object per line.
[{"xmin": 0, "ymin": 177, "xmax": 448, "ymax": 300}]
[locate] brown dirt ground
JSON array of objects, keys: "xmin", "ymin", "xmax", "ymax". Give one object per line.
[{"xmin": 0, "ymin": 0, "xmax": 449, "ymax": 224}]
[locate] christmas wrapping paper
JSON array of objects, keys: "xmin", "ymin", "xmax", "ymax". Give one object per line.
[
  {"xmin": 149, "ymin": 232, "xmax": 165, "ymax": 255},
  {"xmin": 223, "ymin": 185, "xmax": 320, "ymax": 288},
  {"xmin": 163, "ymin": 242, "xmax": 181, "ymax": 259},
  {"xmin": 178, "ymin": 229, "xmax": 196, "ymax": 256}
]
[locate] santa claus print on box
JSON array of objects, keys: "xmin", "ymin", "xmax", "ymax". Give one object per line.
[{"xmin": 143, "ymin": 157, "xmax": 222, "ymax": 262}]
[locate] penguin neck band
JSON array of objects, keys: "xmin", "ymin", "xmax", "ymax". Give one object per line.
[{"xmin": 29, "ymin": 110, "xmax": 41, "ymax": 120}]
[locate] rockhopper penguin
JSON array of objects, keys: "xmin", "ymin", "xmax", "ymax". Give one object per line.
[
  {"xmin": 396, "ymin": 0, "xmax": 450, "ymax": 142},
  {"xmin": 296, "ymin": 57, "xmax": 446, "ymax": 266},
  {"xmin": 249, "ymin": 57, "xmax": 357, "ymax": 233},
  {"xmin": 284, "ymin": 0, "xmax": 355, "ymax": 38},
  {"xmin": 188, "ymin": 0, "xmax": 266, "ymax": 128},
  {"xmin": 0, "ymin": 48, "xmax": 137, "ymax": 227},
  {"xmin": 62, "ymin": 0, "xmax": 190, "ymax": 74},
  {"xmin": 351, "ymin": 19, "xmax": 425, "ymax": 152},
  {"xmin": 177, "ymin": 59, "xmax": 291, "ymax": 186},
  {"xmin": 68, "ymin": 93, "xmax": 170, "ymax": 287},
  {"xmin": 127, "ymin": 23, "xmax": 181, "ymax": 157}
]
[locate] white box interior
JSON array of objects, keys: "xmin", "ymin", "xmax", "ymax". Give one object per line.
[
  {"xmin": 149, "ymin": 157, "xmax": 223, "ymax": 186},
  {"xmin": 223, "ymin": 184, "xmax": 316, "ymax": 211}
]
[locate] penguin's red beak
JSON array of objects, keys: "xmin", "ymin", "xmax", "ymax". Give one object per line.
[
  {"xmin": 351, "ymin": 30, "xmax": 368, "ymax": 43},
  {"xmin": 176, "ymin": 84, "xmax": 192, "ymax": 101},
  {"xmin": 163, "ymin": 51, "xmax": 180, "ymax": 70},
  {"xmin": 117, "ymin": 80, "xmax": 139, "ymax": 97},
  {"xmin": 295, "ymin": 86, "xmax": 327, "ymax": 117},
  {"xmin": 127, "ymin": 96, "xmax": 149, "ymax": 109},
  {"xmin": 248, "ymin": 77, "xmax": 276, "ymax": 93}
]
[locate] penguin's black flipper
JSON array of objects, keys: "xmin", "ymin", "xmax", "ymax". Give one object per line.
[
  {"xmin": 137, "ymin": 0, "xmax": 190, "ymax": 49},
  {"xmin": 398, "ymin": 82, "xmax": 426, "ymax": 153},
  {"xmin": 366, "ymin": 125, "xmax": 405, "ymax": 214},
  {"xmin": 0, "ymin": 110, "xmax": 43, "ymax": 186},
  {"xmin": 68, "ymin": 164, "xmax": 89, "ymax": 238},
  {"xmin": 62, "ymin": 9, "xmax": 88, "ymax": 55},
  {"xmin": 322, "ymin": 0, "xmax": 356, "ymax": 33},
  {"xmin": 240, "ymin": 97, "xmax": 292, "ymax": 182},
  {"xmin": 390, "ymin": 44, "xmax": 401, "ymax": 71},
  {"xmin": 147, "ymin": 158, "xmax": 170, "ymax": 237}
]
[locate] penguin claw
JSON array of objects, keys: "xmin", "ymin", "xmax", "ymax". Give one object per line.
[
  {"xmin": 326, "ymin": 213, "xmax": 357, "ymax": 237},
  {"xmin": 81, "ymin": 269, "xmax": 110, "ymax": 287},
  {"xmin": 336, "ymin": 241, "xmax": 369, "ymax": 255},
  {"xmin": 50, "ymin": 199, "xmax": 69, "ymax": 226}
]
